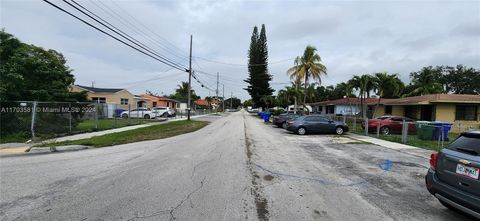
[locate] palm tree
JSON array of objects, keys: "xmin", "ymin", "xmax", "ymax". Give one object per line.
[
  {"xmin": 286, "ymin": 56, "xmax": 302, "ymax": 113},
  {"xmin": 372, "ymin": 72, "xmax": 403, "ymax": 117},
  {"xmin": 287, "ymin": 45, "xmax": 327, "ymax": 107},
  {"xmin": 350, "ymin": 74, "xmax": 375, "ymax": 119},
  {"xmin": 405, "ymin": 67, "xmax": 444, "ymax": 96},
  {"xmin": 285, "ymin": 83, "xmax": 303, "ymax": 113}
]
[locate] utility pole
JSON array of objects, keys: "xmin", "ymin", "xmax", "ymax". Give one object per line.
[
  {"xmin": 230, "ymin": 92, "xmax": 233, "ymax": 109},
  {"xmin": 216, "ymin": 72, "xmax": 219, "ymax": 100},
  {"xmin": 222, "ymin": 84, "xmax": 225, "ymax": 112},
  {"xmin": 187, "ymin": 35, "xmax": 192, "ymax": 120}
]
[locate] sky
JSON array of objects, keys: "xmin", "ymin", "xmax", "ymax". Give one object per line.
[{"xmin": 1, "ymin": 0, "xmax": 479, "ymax": 101}]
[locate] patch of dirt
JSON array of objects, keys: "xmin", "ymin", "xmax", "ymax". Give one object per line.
[{"xmin": 263, "ymin": 175, "xmax": 274, "ymax": 181}]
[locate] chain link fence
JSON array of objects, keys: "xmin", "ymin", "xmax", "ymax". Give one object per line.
[
  {"xmin": 325, "ymin": 114, "xmax": 480, "ymax": 151},
  {"xmin": 1, "ymin": 101, "xmax": 215, "ymax": 143}
]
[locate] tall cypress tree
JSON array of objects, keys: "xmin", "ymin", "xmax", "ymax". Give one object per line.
[{"xmin": 244, "ymin": 24, "xmax": 273, "ymax": 108}]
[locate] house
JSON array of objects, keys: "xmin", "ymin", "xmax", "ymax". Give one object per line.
[
  {"xmin": 70, "ymin": 85, "xmax": 144, "ymax": 110},
  {"xmin": 176, "ymin": 102, "xmax": 188, "ymax": 112},
  {"xmin": 309, "ymin": 94, "xmax": 480, "ymax": 131},
  {"xmin": 140, "ymin": 95, "xmax": 178, "ymax": 110},
  {"xmin": 378, "ymin": 94, "xmax": 480, "ymax": 124},
  {"xmin": 308, "ymin": 97, "xmax": 391, "ymax": 117},
  {"xmin": 194, "ymin": 99, "xmax": 219, "ymax": 110}
]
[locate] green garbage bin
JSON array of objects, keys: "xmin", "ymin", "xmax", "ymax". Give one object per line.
[{"xmin": 416, "ymin": 121, "xmax": 434, "ymax": 140}]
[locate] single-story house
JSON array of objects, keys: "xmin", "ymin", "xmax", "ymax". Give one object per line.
[
  {"xmin": 309, "ymin": 94, "xmax": 480, "ymax": 131},
  {"xmin": 70, "ymin": 85, "xmax": 144, "ymax": 110},
  {"xmin": 194, "ymin": 99, "xmax": 219, "ymax": 110},
  {"xmin": 140, "ymin": 95, "xmax": 178, "ymax": 110}
]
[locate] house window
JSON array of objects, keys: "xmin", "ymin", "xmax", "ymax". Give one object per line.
[
  {"xmin": 152, "ymin": 102, "xmax": 157, "ymax": 107},
  {"xmin": 120, "ymin": 98, "xmax": 129, "ymax": 105},
  {"xmin": 455, "ymin": 105, "xmax": 478, "ymax": 121},
  {"xmin": 177, "ymin": 103, "xmax": 180, "ymax": 108},
  {"xmin": 385, "ymin": 106, "xmax": 392, "ymax": 115},
  {"xmin": 92, "ymin": 97, "xmax": 106, "ymax": 103}
]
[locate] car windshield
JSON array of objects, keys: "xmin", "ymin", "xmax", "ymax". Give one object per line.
[{"xmin": 448, "ymin": 135, "xmax": 480, "ymax": 155}]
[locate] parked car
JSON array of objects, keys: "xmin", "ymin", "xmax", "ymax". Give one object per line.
[
  {"xmin": 120, "ymin": 107, "xmax": 155, "ymax": 119},
  {"xmin": 362, "ymin": 115, "xmax": 416, "ymax": 135},
  {"xmin": 152, "ymin": 106, "xmax": 175, "ymax": 117},
  {"xmin": 273, "ymin": 113, "xmax": 301, "ymax": 129},
  {"xmin": 286, "ymin": 115, "xmax": 349, "ymax": 135},
  {"xmin": 425, "ymin": 130, "xmax": 480, "ymax": 219}
]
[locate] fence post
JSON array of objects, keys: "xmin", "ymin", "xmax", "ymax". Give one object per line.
[
  {"xmin": 376, "ymin": 121, "xmax": 380, "ymax": 137},
  {"xmin": 30, "ymin": 101, "xmax": 37, "ymax": 140},
  {"xmin": 128, "ymin": 104, "xmax": 131, "ymax": 125},
  {"xmin": 95, "ymin": 103, "xmax": 98, "ymax": 130},
  {"xmin": 364, "ymin": 118, "xmax": 369, "ymax": 136},
  {"xmin": 69, "ymin": 103, "xmax": 72, "ymax": 133},
  {"xmin": 353, "ymin": 115, "xmax": 357, "ymax": 133},
  {"xmin": 113, "ymin": 104, "xmax": 117, "ymax": 128}
]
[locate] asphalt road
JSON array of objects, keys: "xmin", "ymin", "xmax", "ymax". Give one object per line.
[{"xmin": 0, "ymin": 111, "xmax": 474, "ymax": 220}]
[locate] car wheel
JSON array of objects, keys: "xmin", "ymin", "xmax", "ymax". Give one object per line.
[
  {"xmin": 335, "ymin": 126, "xmax": 344, "ymax": 135},
  {"xmin": 122, "ymin": 113, "xmax": 128, "ymax": 118},
  {"xmin": 282, "ymin": 122, "xmax": 287, "ymax": 129},
  {"xmin": 380, "ymin": 126, "xmax": 390, "ymax": 135},
  {"xmin": 144, "ymin": 114, "xmax": 150, "ymax": 119},
  {"xmin": 161, "ymin": 112, "xmax": 168, "ymax": 117},
  {"xmin": 297, "ymin": 127, "xmax": 306, "ymax": 135}
]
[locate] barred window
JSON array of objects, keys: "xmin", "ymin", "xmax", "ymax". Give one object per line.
[{"xmin": 455, "ymin": 105, "xmax": 478, "ymax": 121}]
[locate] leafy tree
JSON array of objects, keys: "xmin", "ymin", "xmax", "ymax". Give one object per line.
[
  {"xmin": 443, "ymin": 65, "xmax": 480, "ymax": 94},
  {"xmin": 243, "ymin": 99, "xmax": 255, "ymax": 107},
  {"xmin": 287, "ymin": 45, "xmax": 327, "ymax": 106},
  {"xmin": 0, "ymin": 30, "xmax": 86, "ymax": 102},
  {"xmin": 224, "ymin": 97, "xmax": 241, "ymax": 109},
  {"xmin": 244, "ymin": 24, "xmax": 274, "ymax": 108}
]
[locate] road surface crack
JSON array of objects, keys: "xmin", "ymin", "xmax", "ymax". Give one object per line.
[
  {"xmin": 169, "ymin": 176, "xmax": 206, "ymax": 221},
  {"xmin": 243, "ymin": 114, "xmax": 270, "ymax": 221}
]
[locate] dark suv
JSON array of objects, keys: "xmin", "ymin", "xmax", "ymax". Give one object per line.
[{"xmin": 425, "ymin": 130, "xmax": 480, "ymax": 219}]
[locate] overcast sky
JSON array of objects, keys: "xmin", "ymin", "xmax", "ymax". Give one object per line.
[{"xmin": 1, "ymin": 0, "xmax": 479, "ymax": 100}]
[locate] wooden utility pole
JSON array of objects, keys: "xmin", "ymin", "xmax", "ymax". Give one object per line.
[
  {"xmin": 187, "ymin": 35, "xmax": 192, "ymax": 120},
  {"xmin": 222, "ymin": 84, "xmax": 225, "ymax": 112}
]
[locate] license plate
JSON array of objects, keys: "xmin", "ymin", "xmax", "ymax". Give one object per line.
[{"xmin": 456, "ymin": 164, "xmax": 479, "ymax": 179}]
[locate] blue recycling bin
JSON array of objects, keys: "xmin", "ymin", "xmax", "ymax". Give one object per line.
[
  {"xmin": 259, "ymin": 112, "xmax": 264, "ymax": 118},
  {"xmin": 115, "ymin": 109, "xmax": 124, "ymax": 117},
  {"xmin": 263, "ymin": 113, "xmax": 270, "ymax": 122},
  {"xmin": 430, "ymin": 121, "xmax": 453, "ymax": 141}
]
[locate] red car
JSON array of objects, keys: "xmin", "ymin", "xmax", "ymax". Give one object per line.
[{"xmin": 361, "ymin": 115, "xmax": 416, "ymax": 135}]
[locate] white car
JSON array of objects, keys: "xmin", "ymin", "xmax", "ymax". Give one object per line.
[
  {"xmin": 120, "ymin": 108, "xmax": 155, "ymax": 119},
  {"xmin": 152, "ymin": 107, "xmax": 175, "ymax": 117}
]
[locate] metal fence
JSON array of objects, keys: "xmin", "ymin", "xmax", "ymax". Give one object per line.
[
  {"xmin": 0, "ymin": 101, "xmax": 215, "ymax": 143},
  {"xmin": 324, "ymin": 114, "xmax": 480, "ymax": 151}
]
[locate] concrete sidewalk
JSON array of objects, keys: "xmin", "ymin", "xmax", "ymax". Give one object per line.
[{"xmin": 346, "ymin": 133, "xmax": 434, "ymax": 159}]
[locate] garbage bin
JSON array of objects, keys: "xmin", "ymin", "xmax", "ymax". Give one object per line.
[
  {"xmin": 263, "ymin": 112, "xmax": 270, "ymax": 122},
  {"xmin": 259, "ymin": 112, "xmax": 264, "ymax": 118},
  {"xmin": 416, "ymin": 121, "xmax": 434, "ymax": 140},
  {"xmin": 430, "ymin": 121, "xmax": 453, "ymax": 141},
  {"xmin": 115, "ymin": 109, "xmax": 124, "ymax": 118}
]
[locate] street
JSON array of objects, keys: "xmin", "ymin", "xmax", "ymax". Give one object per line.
[{"xmin": 0, "ymin": 111, "xmax": 474, "ymax": 221}]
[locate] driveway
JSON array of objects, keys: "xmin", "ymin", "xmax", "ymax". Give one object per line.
[{"xmin": 0, "ymin": 111, "xmax": 473, "ymax": 220}]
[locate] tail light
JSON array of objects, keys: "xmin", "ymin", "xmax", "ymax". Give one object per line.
[{"xmin": 429, "ymin": 152, "xmax": 439, "ymax": 170}]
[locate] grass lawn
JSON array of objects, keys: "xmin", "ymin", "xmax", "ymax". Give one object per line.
[
  {"xmin": 75, "ymin": 118, "xmax": 159, "ymax": 132},
  {"xmin": 38, "ymin": 120, "xmax": 209, "ymax": 148}
]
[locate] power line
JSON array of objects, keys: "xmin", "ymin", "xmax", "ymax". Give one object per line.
[
  {"xmin": 42, "ymin": 0, "xmax": 187, "ymax": 72},
  {"xmin": 194, "ymin": 56, "xmax": 295, "ymax": 67},
  {"xmin": 109, "ymin": 0, "xmax": 189, "ymax": 60},
  {"xmin": 91, "ymin": 0, "xmax": 188, "ymax": 63},
  {"xmin": 64, "ymin": 0, "xmax": 186, "ymax": 71}
]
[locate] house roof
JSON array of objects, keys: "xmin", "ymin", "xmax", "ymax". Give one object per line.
[
  {"xmin": 307, "ymin": 94, "xmax": 480, "ymax": 106},
  {"xmin": 140, "ymin": 94, "xmax": 178, "ymax": 102},
  {"xmin": 382, "ymin": 94, "xmax": 480, "ymax": 105},
  {"xmin": 75, "ymin": 85, "xmax": 124, "ymax": 93},
  {"xmin": 308, "ymin": 98, "xmax": 390, "ymax": 106},
  {"xmin": 194, "ymin": 99, "xmax": 209, "ymax": 106}
]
